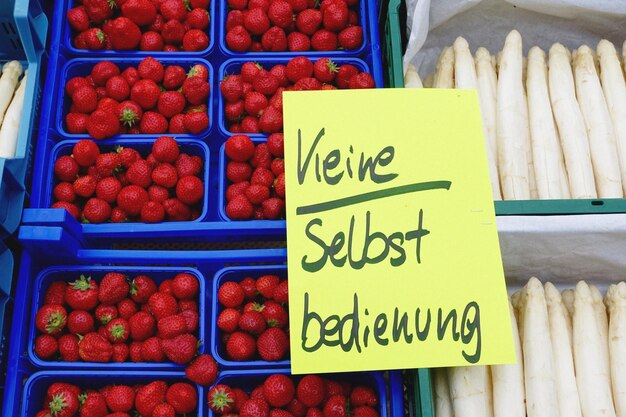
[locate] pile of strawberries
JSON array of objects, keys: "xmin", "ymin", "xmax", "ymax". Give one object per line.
[
  {"xmin": 68, "ymin": 0, "xmax": 210, "ymax": 52},
  {"xmin": 36, "ymin": 380, "xmax": 197, "ymax": 417},
  {"xmin": 207, "ymin": 374, "xmax": 380, "ymax": 417},
  {"xmin": 223, "ymin": 134, "xmax": 285, "ymax": 220},
  {"xmin": 224, "ymin": 0, "xmax": 362, "ymax": 52},
  {"xmin": 34, "ymin": 271, "xmax": 201, "ymax": 364},
  {"xmin": 52, "ymin": 137, "xmax": 205, "ymax": 224},
  {"xmin": 220, "ymin": 57, "xmax": 374, "ymax": 134},
  {"xmin": 217, "ymin": 274, "xmax": 289, "ymax": 361},
  {"xmin": 65, "ymin": 58, "xmax": 210, "ymax": 139}
]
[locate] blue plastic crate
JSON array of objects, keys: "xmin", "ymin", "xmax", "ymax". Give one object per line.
[
  {"xmin": 211, "ymin": 265, "xmax": 289, "ymax": 369},
  {"xmin": 27, "ymin": 265, "xmax": 207, "ymax": 370},
  {"xmin": 53, "ymin": 57, "xmax": 215, "ymax": 140},
  {"xmin": 218, "ymin": 0, "xmax": 377, "ymax": 58},
  {"xmin": 43, "ymin": 137, "xmax": 211, "ymax": 223},
  {"xmin": 0, "ymin": 241, "xmax": 14, "ymax": 363},
  {"xmin": 217, "ymin": 56, "xmax": 381, "ymax": 139},
  {"xmin": 20, "ymin": 370, "xmax": 204, "ymax": 417},
  {"xmin": 0, "ymin": 0, "xmax": 47, "ymax": 237},
  {"xmin": 58, "ymin": 0, "xmax": 216, "ymax": 56}
]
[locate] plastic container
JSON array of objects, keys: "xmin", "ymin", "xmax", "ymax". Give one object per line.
[
  {"xmin": 380, "ymin": 0, "xmax": 403, "ymax": 88},
  {"xmin": 20, "ymin": 370, "xmax": 204, "ymax": 417},
  {"xmin": 0, "ymin": 241, "xmax": 14, "ymax": 364},
  {"xmin": 58, "ymin": 0, "xmax": 216, "ymax": 57},
  {"xmin": 0, "ymin": 0, "xmax": 47, "ymax": 237},
  {"xmin": 211, "ymin": 265, "xmax": 289, "ymax": 368},
  {"xmin": 54, "ymin": 57, "xmax": 214, "ymax": 139},
  {"xmin": 43, "ymin": 138, "xmax": 211, "ymax": 223},
  {"xmin": 27, "ymin": 265, "xmax": 207, "ymax": 370},
  {"xmin": 405, "ymin": 369, "xmax": 433, "ymax": 417},
  {"xmin": 218, "ymin": 0, "xmax": 376, "ymax": 58},
  {"xmin": 217, "ymin": 56, "xmax": 380, "ymax": 139}
]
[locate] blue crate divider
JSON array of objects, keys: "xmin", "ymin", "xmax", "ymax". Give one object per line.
[
  {"xmin": 20, "ymin": 370, "xmax": 204, "ymax": 417},
  {"xmin": 211, "ymin": 265, "xmax": 290, "ymax": 369},
  {"xmin": 0, "ymin": 0, "xmax": 47, "ymax": 237},
  {"xmin": 0, "ymin": 241, "xmax": 14, "ymax": 376}
]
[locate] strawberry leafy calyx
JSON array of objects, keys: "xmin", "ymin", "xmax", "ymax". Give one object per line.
[
  {"xmin": 209, "ymin": 388, "xmax": 235, "ymax": 412},
  {"xmin": 45, "ymin": 311, "xmax": 67, "ymax": 334},
  {"xmin": 109, "ymin": 324, "xmax": 127, "ymax": 340},
  {"xmin": 69, "ymin": 275, "xmax": 94, "ymax": 291},
  {"xmin": 48, "ymin": 394, "xmax": 69, "ymax": 415}
]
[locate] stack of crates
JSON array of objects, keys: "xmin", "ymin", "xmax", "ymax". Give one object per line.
[{"xmin": 2, "ymin": 0, "xmax": 407, "ymax": 415}]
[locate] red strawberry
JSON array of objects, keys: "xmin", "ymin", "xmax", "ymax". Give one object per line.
[
  {"xmin": 311, "ymin": 29, "xmax": 337, "ymax": 50},
  {"xmin": 226, "ymin": 181, "xmax": 250, "ymax": 202},
  {"xmin": 187, "ymin": 8, "xmax": 210, "ymax": 29},
  {"xmin": 149, "ymin": 164, "xmax": 176, "ymax": 188},
  {"xmin": 255, "ymin": 275, "xmax": 279, "ymax": 298},
  {"xmin": 64, "ymin": 275, "xmax": 98, "ymax": 311},
  {"xmin": 71, "ymin": 86, "xmax": 98, "ymax": 114},
  {"xmin": 169, "ymin": 114, "xmax": 187, "ymax": 133},
  {"xmin": 307, "ymin": 409, "xmax": 323, "ymax": 417},
  {"xmin": 244, "ymin": 92, "xmax": 268, "ymax": 117},
  {"xmin": 251, "ymin": 167, "xmax": 275, "ymax": 188},
  {"xmin": 78, "ymin": 332, "xmax": 113, "ymax": 362},
  {"xmin": 180, "ymin": 309, "xmax": 199, "ymax": 332},
  {"xmin": 264, "ymin": 374, "xmax": 295, "ymax": 407},
  {"xmin": 296, "ymin": 9, "xmax": 322, "ymax": 35},
  {"xmin": 250, "ymin": 386, "xmax": 265, "ymax": 400},
  {"xmin": 152, "ymin": 136, "xmax": 179, "ymax": 163},
  {"xmin": 165, "ymin": 383, "xmax": 197, "ymax": 414},
  {"xmin": 323, "ymin": 395, "xmax": 348, "ymax": 417},
  {"xmin": 153, "ymin": 403, "xmax": 176, "ymax": 417},
  {"xmin": 335, "ymin": 64, "xmax": 359, "ymax": 89},
  {"xmin": 34, "ymin": 334, "xmax": 58, "ymax": 359},
  {"xmin": 140, "ymin": 31, "xmax": 165, "ymax": 51},
  {"xmin": 297, "ymin": 375, "xmax": 325, "ymax": 407},
  {"xmin": 94, "ymin": 177, "xmax": 121, "ymax": 204},
  {"xmin": 218, "ymin": 281, "xmax": 245, "ymax": 307},
  {"xmin": 288, "ymin": 0, "xmax": 308, "ymax": 11},
  {"xmin": 117, "ymin": 100, "xmax": 143, "ymax": 127},
  {"xmin": 95, "ymin": 152, "xmax": 121, "ymax": 178},
  {"xmin": 130, "ymin": 275, "xmax": 157, "ymax": 303},
  {"xmin": 163, "ymin": 198, "xmax": 191, "ymax": 221},
  {"xmin": 268, "ymin": 0, "xmax": 293, "ymax": 27},
  {"xmin": 78, "ymin": 29, "xmax": 98, "ymax": 50},
  {"xmin": 141, "ymin": 336, "xmax": 164, "ymax": 361},
  {"xmin": 140, "ymin": 112, "xmax": 168, "ymax": 134},
  {"xmin": 191, "ymin": 0, "xmax": 210, "ymax": 7},
  {"xmin": 226, "ymin": 194, "xmax": 254, "ymax": 220},
  {"xmin": 262, "ymin": 197, "xmax": 285, "ymax": 219},
  {"xmin": 138, "ymin": 57, "xmax": 165, "ymax": 83},
  {"xmin": 239, "ymin": 310, "xmax": 266, "ymax": 335},
  {"xmin": 68, "ymin": 6, "xmax": 90, "ymax": 32},
  {"xmin": 272, "ymin": 279, "xmax": 288, "ymax": 303},
  {"xmin": 48, "ymin": 390, "xmax": 80, "ymax": 417},
  {"xmin": 226, "ymin": 10, "xmax": 245, "ymax": 32},
  {"xmin": 261, "ymin": 27, "xmax": 288, "ymax": 51},
  {"xmin": 241, "ymin": 63, "xmax": 263, "ymax": 84},
  {"xmin": 221, "ymin": 75, "xmax": 244, "ymax": 103},
  {"xmin": 36, "ymin": 304, "xmax": 67, "ymax": 335},
  {"xmin": 80, "ymin": 392, "xmax": 108, "ymax": 417},
  {"xmin": 179, "ymin": 299, "xmax": 198, "ymax": 311},
  {"xmin": 106, "ymin": 385, "xmax": 135, "ymax": 412},
  {"xmin": 229, "ymin": 0, "xmax": 248, "ymax": 9},
  {"xmin": 161, "ymin": 0, "xmax": 187, "ymax": 20},
  {"xmin": 96, "ymin": 273, "xmax": 128, "ymax": 306},
  {"xmin": 54, "ymin": 156, "xmax": 79, "ymax": 182},
  {"xmin": 262, "ymin": 300, "xmax": 288, "ymax": 328},
  {"xmin": 117, "ymin": 185, "xmax": 149, "ymax": 216},
  {"xmin": 96, "ymin": 304, "xmax": 118, "ymax": 325},
  {"xmin": 352, "ymin": 406, "xmax": 379, "ymax": 417},
  {"xmin": 129, "ymin": 311, "xmax": 156, "ymax": 341},
  {"xmin": 348, "ymin": 72, "xmax": 375, "ymax": 89},
  {"xmin": 229, "ymin": 388, "xmax": 250, "ymax": 413},
  {"xmin": 65, "ymin": 113, "xmax": 89, "ymax": 134},
  {"xmin": 243, "ymin": 8, "xmax": 270, "ymax": 36},
  {"xmin": 52, "ymin": 201, "xmax": 81, "ymax": 219},
  {"xmin": 67, "ymin": 310, "xmax": 95, "ymax": 334},
  {"xmin": 240, "ymin": 398, "xmax": 270, "ymax": 417},
  {"xmin": 188, "ymin": 64, "xmax": 210, "ymax": 81},
  {"xmin": 44, "ymin": 281, "xmax": 67, "ymax": 305},
  {"xmin": 47, "ymin": 383, "xmax": 81, "ymax": 402},
  {"xmin": 122, "ymin": 0, "xmax": 157, "ymax": 26},
  {"xmin": 105, "ymin": 76, "xmax": 130, "ymax": 101},
  {"xmin": 218, "ymin": 308, "xmax": 241, "ymax": 332},
  {"xmin": 182, "ymin": 29, "xmax": 209, "ymax": 51},
  {"xmin": 157, "ymin": 314, "xmax": 187, "ymax": 339},
  {"xmin": 126, "ymin": 160, "xmax": 152, "ymax": 188},
  {"xmin": 87, "ymin": 110, "xmax": 119, "ymax": 140},
  {"xmin": 135, "ymin": 381, "xmax": 168, "ymax": 417},
  {"xmin": 208, "ymin": 384, "xmax": 235, "ymax": 413},
  {"xmin": 225, "ymin": 100, "xmax": 245, "ymax": 122},
  {"xmin": 185, "ymin": 354, "xmax": 218, "ymax": 386},
  {"xmin": 338, "ymin": 26, "xmax": 362, "ymax": 50},
  {"xmin": 287, "ymin": 32, "xmax": 311, "ymax": 51},
  {"xmin": 238, "ymin": 276, "xmax": 256, "ymax": 300},
  {"xmin": 148, "ymin": 292, "xmax": 178, "ymax": 320},
  {"xmin": 91, "ymin": 62, "xmax": 120, "ymax": 87},
  {"xmin": 182, "ymin": 76, "xmax": 210, "ymax": 105},
  {"xmin": 104, "ymin": 317, "xmax": 129, "ymax": 343},
  {"xmin": 244, "ymin": 184, "xmax": 269, "ymax": 205},
  {"xmin": 148, "ymin": 185, "xmax": 170, "ymax": 202},
  {"xmin": 227, "ymin": 25, "xmax": 252, "ymax": 52},
  {"xmin": 171, "ymin": 273, "xmax": 199, "ymax": 300},
  {"xmin": 162, "ymin": 19, "xmax": 186, "ymax": 44},
  {"xmin": 105, "ymin": 17, "xmax": 142, "ymax": 50},
  {"xmin": 131, "ymin": 79, "xmax": 161, "ymax": 110},
  {"xmin": 286, "ymin": 57, "xmax": 314, "ymax": 83},
  {"xmin": 83, "ymin": 0, "xmax": 114, "ymax": 23},
  {"xmin": 313, "ymin": 58, "xmax": 338, "ymax": 83},
  {"xmin": 257, "ymin": 327, "xmax": 289, "ymax": 361},
  {"xmin": 183, "ymin": 111, "xmax": 209, "ymax": 134},
  {"xmin": 82, "ymin": 198, "xmax": 110, "ymax": 223},
  {"xmin": 287, "ymin": 400, "xmax": 307, "ymax": 417},
  {"xmin": 226, "ymin": 331, "xmax": 256, "ymax": 360},
  {"xmin": 163, "ymin": 65, "xmax": 187, "ymax": 90},
  {"xmin": 175, "ymin": 175, "xmax": 204, "ymax": 205},
  {"xmin": 322, "ymin": 0, "xmax": 348, "ymax": 32},
  {"xmin": 350, "ymin": 386, "xmax": 378, "ymax": 407},
  {"xmin": 161, "ymin": 333, "xmax": 197, "ymax": 364},
  {"xmin": 72, "ymin": 175, "xmax": 97, "ymax": 198}
]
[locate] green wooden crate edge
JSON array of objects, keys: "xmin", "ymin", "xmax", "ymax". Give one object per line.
[
  {"xmin": 383, "ymin": 0, "xmax": 404, "ymax": 87},
  {"xmin": 495, "ymin": 198, "xmax": 626, "ymax": 215},
  {"xmin": 407, "ymin": 369, "xmax": 434, "ymax": 417}
]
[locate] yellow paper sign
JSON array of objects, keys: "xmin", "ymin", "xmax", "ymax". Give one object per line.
[{"xmin": 283, "ymin": 88, "xmax": 514, "ymax": 374}]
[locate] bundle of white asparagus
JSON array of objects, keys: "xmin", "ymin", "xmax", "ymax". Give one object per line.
[
  {"xmin": 0, "ymin": 60, "xmax": 27, "ymax": 158},
  {"xmin": 405, "ymin": 34, "xmax": 626, "ymax": 202},
  {"xmin": 433, "ymin": 278, "xmax": 626, "ymax": 417}
]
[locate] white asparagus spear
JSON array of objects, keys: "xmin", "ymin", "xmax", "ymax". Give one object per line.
[
  {"xmin": 597, "ymin": 40, "xmax": 626, "ymax": 193},
  {"xmin": 433, "ymin": 368, "xmax": 454, "ymax": 417},
  {"xmin": 527, "ymin": 46, "xmax": 570, "ymax": 199},
  {"xmin": 623, "ymin": 41, "xmax": 626, "ymax": 73},
  {"xmin": 523, "ymin": 277, "xmax": 559, "ymax": 417},
  {"xmin": 574, "ymin": 45, "xmax": 623, "ymax": 197},
  {"xmin": 574, "ymin": 281, "xmax": 617, "ymax": 417},
  {"xmin": 591, "ymin": 284, "xmax": 611, "ymax": 381},
  {"xmin": 0, "ymin": 71, "xmax": 27, "ymax": 158},
  {"xmin": 0, "ymin": 61, "xmax": 23, "ymax": 126},
  {"xmin": 497, "ymin": 30, "xmax": 531, "ymax": 200},
  {"xmin": 454, "ymin": 37, "xmax": 477, "ymax": 90},
  {"xmin": 545, "ymin": 282, "xmax": 582, "ymax": 417},
  {"xmin": 404, "ymin": 64, "xmax": 423, "ymax": 88},
  {"xmin": 475, "ymin": 47, "xmax": 502, "ymax": 200},
  {"xmin": 423, "ymin": 73, "xmax": 434, "ymax": 88},
  {"xmin": 606, "ymin": 282, "xmax": 626, "ymax": 417},
  {"xmin": 548, "ymin": 43, "xmax": 597, "ymax": 198},
  {"xmin": 448, "ymin": 366, "xmax": 493, "ymax": 417},
  {"xmin": 562, "ymin": 288, "xmax": 575, "ymax": 318},
  {"xmin": 491, "ymin": 299, "xmax": 525, "ymax": 417},
  {"xmin": 433, "ymin": 47, "xmax": 454, "ymax": 88}
]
